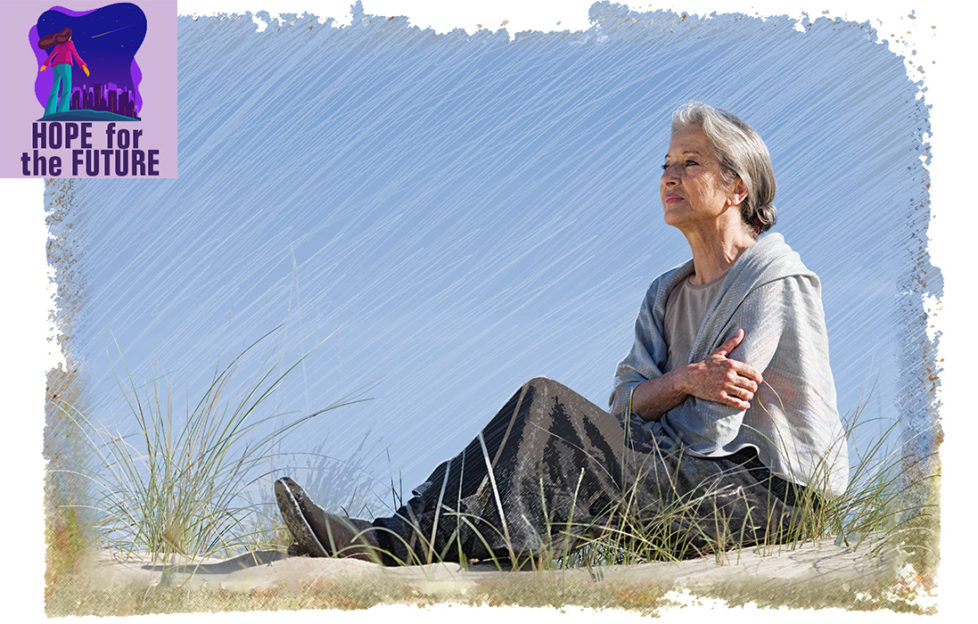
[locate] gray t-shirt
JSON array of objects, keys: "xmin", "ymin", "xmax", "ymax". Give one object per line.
[{"xmin": 663, "ymin": 274, "xmax": 725, "ymax": 372}]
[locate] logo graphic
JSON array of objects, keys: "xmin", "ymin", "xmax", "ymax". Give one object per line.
[
  {"xmin": 2, "ymin": 1, "xmax": 176, "ymax": 178},
  {"xmin": 32, "ymin": 3, "xmax": 147, "ymax": 122}
]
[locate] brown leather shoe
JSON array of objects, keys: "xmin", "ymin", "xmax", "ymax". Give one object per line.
[{"xmin": 275, "ymin": 476, "xmax": 380, "ymax": 561}]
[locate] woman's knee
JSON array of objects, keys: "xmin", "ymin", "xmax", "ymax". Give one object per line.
[
  {"xmin": 521, "ymin": 376, "xmax": 571, "ymax": 399},
  {"xmin": 522, "ymin": 376, "xmax": 608, "ymax": 414},
  {"xmin": 517, "ymin": 377, "xmax": 614, "ymax": 435}
]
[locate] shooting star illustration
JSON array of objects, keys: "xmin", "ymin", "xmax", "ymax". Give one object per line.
[{"xmin": 90, "ymin": 24, "xmax": 136, "ymax": 39}]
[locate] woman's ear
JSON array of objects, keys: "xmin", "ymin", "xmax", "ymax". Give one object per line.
[{"xmin": 729, "ymin": 178, "xmax": 748, "ymax": 206}]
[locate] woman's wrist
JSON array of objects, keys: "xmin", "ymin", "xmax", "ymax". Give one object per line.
[
  {"xmin": 632, "ymin": 370, "xmax": 690, "ymax": 421},
  {"xmin": 670, "ymin": 363, "xmax": 693, "ymax": 396}
]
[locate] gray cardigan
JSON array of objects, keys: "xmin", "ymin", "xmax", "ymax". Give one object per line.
[{"xmin": 610, "ymin": 233, "xmax": 849, "ymax": 498}]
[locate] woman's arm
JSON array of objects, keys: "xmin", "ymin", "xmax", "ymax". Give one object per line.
[
  {"xmin": 40, "ymin": 48, "xmax": 57, "ymax": 71},
  {"xmin": 68, "ymin": 42, "xmax": 89, "ymax": 75},
  {"xmin": 661, "ymin": 276, "xmax": 815, "ymax": 454},
  {"xmin": 629, "ymin": 329, "xmax": 763, "ymax": 421}
]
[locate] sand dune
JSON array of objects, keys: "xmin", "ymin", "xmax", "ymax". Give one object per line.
[{"xmin": 62, "ymin": 533, "xmax": 928, "ymax": 614}]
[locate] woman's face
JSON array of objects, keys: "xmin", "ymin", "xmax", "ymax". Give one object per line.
[{"xmin": 660, "ymin": 125, "xmax": 744, "ymax": 231}]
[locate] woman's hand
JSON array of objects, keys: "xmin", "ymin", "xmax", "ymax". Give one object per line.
[
  {"xmin": 39, "ymin": 64, "xmax": 47, "ymax": 71},
  {"xmin": 677, "ymin": 329, "xmax": 762, "ymax": 410},
  {"xmin": 628, "ymin": 328, "xmax": 763, "ymax": 421},
  {"xmin": 82, "ymin": 65, "xmax": 90, "ymax": 77}
]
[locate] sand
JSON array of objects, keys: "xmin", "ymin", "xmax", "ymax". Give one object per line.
[{"xmin": 59, "ymin": 533, "xmax": 932, "ymax": 614}]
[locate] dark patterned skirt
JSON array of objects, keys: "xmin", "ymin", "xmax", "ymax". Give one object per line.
[{"xmin": 371, "ymin": 377, "xmax": 813, "ymax": 565}]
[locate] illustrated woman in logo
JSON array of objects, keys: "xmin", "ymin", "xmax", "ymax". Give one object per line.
[{"xmin": 37, "ymin": 27, "xmax": 90, "ymax": 116}]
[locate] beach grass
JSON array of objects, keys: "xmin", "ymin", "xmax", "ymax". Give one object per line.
[
  {"xmin": 377, "ymin": 392, "xmax": 938, "ymax": 576},
  {"xmin": 43, "ymin": 341, "xmax": 939, "ymax": 615},
  {"xmin": 45, "ymin": 329, "xmax": 370, "ymax": 567}
]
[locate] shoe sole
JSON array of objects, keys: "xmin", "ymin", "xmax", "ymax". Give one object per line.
[{"xmin": 275, "ymin": 479, "xmax": 329, "ymax": 557}]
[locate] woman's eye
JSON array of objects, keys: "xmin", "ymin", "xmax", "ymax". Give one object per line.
[
  {"xmin": 684, "ymin": 160, "xmax": 698, "ymax": 167},
  {"xmin": 661, "ymin": 164, "xmax": 669, "ymax": 171}
]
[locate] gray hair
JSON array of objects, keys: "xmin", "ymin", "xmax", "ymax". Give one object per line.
[{"xmin": 671, "ymin": 102, "xmax": 777, "ymax": 235}]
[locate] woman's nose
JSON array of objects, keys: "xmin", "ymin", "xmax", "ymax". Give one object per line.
[{"xmin": 661, "ymin": 164, "xmax": 680, "ymax": 185}]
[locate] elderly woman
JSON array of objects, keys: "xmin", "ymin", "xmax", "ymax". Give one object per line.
[{"xmin": 276, "ymin": 103, "xmax": 849, "ymax": 565}]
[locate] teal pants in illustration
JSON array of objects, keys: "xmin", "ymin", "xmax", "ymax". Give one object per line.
[{"xmin": 44, "ymin": 63, "xmax": 73, "ymax": 116}]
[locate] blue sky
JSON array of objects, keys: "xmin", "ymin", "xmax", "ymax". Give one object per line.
[{"xmin": 40, "ymin": 2, "xmax": 939, "ymax": 513}]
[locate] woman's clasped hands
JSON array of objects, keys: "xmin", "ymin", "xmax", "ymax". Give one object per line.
[{"xmin": 678, "ymin": 328, "xmax": 762, "ymax": 410}]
